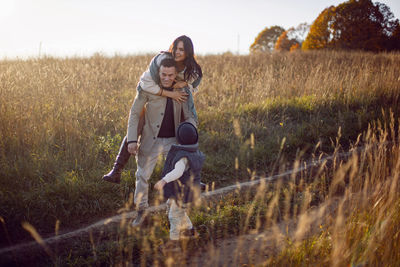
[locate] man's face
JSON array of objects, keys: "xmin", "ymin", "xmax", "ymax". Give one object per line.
[{"xmin": 159, "ymin": 66, "xmax": 177, "ymax": 88}]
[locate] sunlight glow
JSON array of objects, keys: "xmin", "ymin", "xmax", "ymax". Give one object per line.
[{"xmin": 0, "ymin": 0, "xmax": 15, "ymax": 19}]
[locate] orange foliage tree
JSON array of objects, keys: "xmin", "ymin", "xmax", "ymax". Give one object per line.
[
  {"xmin": 302, "ymin": 0, "xmax": 400, "ymax": 51},
  {"xmin": 250, "ymin": 26, "xmax": 285, "ymax": 53},
  {"xmin": 275, "ymin": 23, "xmax": 309, "ymax": 51},
  {"xmin": 302, "ymin": 6, "xmax": 335, "ymax": 50},
  {"xmin": 275, "ymin": 31, "xmax": 299, "ymax": 51}
]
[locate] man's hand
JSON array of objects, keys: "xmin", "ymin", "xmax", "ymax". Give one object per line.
[
  {"xmin": 154, "ymin": 179, "xmax": 166, "ymax": 191},
  {"xmin": 173, "ymin": 81, "xmax": 188, "ymax": 89},
  {"xmin": 127, "ymin": 143, "xmax": 138, "ymax": 155}
]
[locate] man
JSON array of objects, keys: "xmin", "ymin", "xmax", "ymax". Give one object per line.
[{"xmin": 127, "ymin": 58, "xmax": 196, "ymax": 227}]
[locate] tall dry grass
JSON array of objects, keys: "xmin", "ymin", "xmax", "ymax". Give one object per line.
[
  {"xmin": 101, "ymin": 113, "xmax": 400, "ymax": 267},
  {"xmin": 0, "ymin": 51, "xmax": 400, "ymax": 265},
  {"xmin": 196, "ymin": 51, "xmax": 400, "ymax": 109},
  {"xmin": 266, "ymin": 115, "xmax": 400, "ymax": 266},
  {"xmin": 18, "ymin": 113, "xmax": 397, "ymax": 267}
]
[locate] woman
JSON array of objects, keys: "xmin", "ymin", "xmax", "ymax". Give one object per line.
[
  {"xmin": 138, "ymin": 35, "xmax": 202, "ymax": 120},
  {"xmin": 103, "ymin": 35, "xmax": 203, "ymax": 184}
]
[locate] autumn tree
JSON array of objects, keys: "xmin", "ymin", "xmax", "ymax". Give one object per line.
[
  {"xmin": 290, "ymin": 43, "xmax": 300, "ymax": 51},
  {"xmin": 250, "ymin": 26, "xmax": 285, "ymax": 53},
  {"xmin": 275, "ymin": 23, "xmax": 309, "ymax": 51},
  {"xmin": 303, "ymin": 0, "xmax": 400, "ymax": 51},
  {"xmin": 275, "ymin": 31, "xmax": 299, "ymax": 51},
  {"xmin": 302, "ymin": 6, "xmax": 335, "ymax": 50}
]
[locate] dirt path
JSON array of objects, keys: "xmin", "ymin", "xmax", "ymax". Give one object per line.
[{"xmin": 187, "ymin": 198, "xmax": 339, "ymax": 267}]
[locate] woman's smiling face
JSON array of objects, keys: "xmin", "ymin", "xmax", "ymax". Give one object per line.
[{"xmin": 174, "ymin": 41, "xmax": 186, "ymax": 62}]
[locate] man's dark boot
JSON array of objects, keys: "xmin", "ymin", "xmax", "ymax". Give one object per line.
[{"xmin": 102, "ymin": 136, "xmax": 131, "ymax": 184}]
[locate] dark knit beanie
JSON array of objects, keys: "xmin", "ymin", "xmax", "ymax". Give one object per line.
[{"xmin": 176, "ymin": 122, "xmax": 198, "ymax": 145}]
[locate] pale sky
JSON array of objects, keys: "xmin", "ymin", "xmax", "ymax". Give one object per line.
[{"xmin": 1, "ymin": 0, "xmax": 399, "ymax": 59}]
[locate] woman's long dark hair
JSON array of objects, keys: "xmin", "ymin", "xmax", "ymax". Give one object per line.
[{"xmin": 169, "ymin": 35, "xmax": 203, "ymax": 81}]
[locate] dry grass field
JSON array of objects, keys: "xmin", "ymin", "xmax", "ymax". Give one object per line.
[{"xmin": 0, "ymin": 50, "xmax": 399, "ymax": 265}]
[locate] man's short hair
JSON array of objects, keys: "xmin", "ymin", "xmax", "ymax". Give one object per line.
[{"xmin": 160, "ymin": 58, "xmax": 177, "ymax": 70}]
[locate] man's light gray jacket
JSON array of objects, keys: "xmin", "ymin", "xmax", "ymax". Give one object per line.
[{"xmin": 127, "ymin": 90, "xmax": 196, "ymax": 154}]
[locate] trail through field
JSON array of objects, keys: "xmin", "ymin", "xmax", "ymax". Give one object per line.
[{"xmin": 187, "ymin": 197, "xmax": 339, "ymax": 266}]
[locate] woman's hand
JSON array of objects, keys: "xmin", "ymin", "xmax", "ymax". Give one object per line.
[
  {"xmin": 173, "ymin": 81, "xmax": 188, "ymax": 89},
  {"xmin": 154, "ymin": 180, "xmax": 166, "ymax": 191},
  {"xmin": 164, "ymin": 90, "xmax": 188, "ymax": 103}
]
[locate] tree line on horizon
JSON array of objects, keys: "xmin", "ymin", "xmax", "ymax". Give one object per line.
[{"xmin": 250, "ymin": 0, "xmax": 400, "ymax": 53}]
